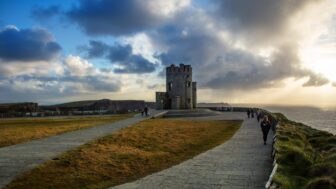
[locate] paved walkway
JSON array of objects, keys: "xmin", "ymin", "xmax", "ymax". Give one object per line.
[
  {"xmin": 112, "ymin": 112, "xmax": 273, "ymax": 189},
  {"xmin": 0, "ymin": 110, "xmax": 163, "ymax": 188}
]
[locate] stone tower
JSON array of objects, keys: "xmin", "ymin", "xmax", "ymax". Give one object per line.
[{"xmin": 156, "ymin": 64, "xmax": 197, "ymax": 109}]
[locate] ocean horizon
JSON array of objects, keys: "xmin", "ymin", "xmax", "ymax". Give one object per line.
[{"xmin": 262, "ymin": 105, "xmax": 336, "ymax": 135}]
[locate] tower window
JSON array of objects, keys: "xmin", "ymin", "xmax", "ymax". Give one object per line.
[
  {"xmin": 186, "ymin": 81, "xmax": 191, "ymax": 87},
  {"xmin": 168, "ymin": 82, "xmax": 173, "ymax": 91}
]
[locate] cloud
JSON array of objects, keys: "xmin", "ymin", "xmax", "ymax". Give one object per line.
[
  {"xmin": 66, "ymin": 0, "xmax": 190, "ymax": 36},
  {"xmin": 62, "ymin": 55, "xmax": 121, "ymax": 91},
  {"xmin": 0, "ymin": 26, "xmax": 61, "ymax": 62},
  {"xmin": 31, "ymin": 5, "xmax": 61, "ymax": 21},
  {"xmin": 2, "ymin": 0, "xmax": 333, "ymax": 104},
  {"xmin": 151, "ymin": 7, "xmax": 329, "ymax": 90},
  {"xmin": 302, "ymin": 73, "xmax": 330, "ymax": 87},
  {"xmin": 81, "ymin": 40, "xmax": 156, "ymax": 73},
  {"xmin": 147, "ymin": 83, "xmax": 165, "ymax": 90},
  {"xmin": 80, "ymin": 40, "xmax": 109, "ymax": 58},
  {"xmin": 64, "ymin": 55, "xmax": 95, "ymax": 76},
  {"xmin": 212, "ymin": 0, "xmax": 320, "ymax": 45},
  {"xmin": 0, "ymin": 55, "xmax": 121, "ymax": 103}
]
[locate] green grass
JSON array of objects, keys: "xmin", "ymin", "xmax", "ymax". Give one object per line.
[
  {"xmin": 0, "ymin": 114, "xmax": 133, "ymax": 147},
  {"xmin": 4, "ymin": 119, "xmax": 242, "ymax": 189},
  {"xmin": 272, "ymin": 113, "xmax": 336, "ymax": 189}
]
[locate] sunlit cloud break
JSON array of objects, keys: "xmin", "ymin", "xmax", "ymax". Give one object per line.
[{"xmin": 0, "ymin": 0, "xmax": 335, "ymax": 106}]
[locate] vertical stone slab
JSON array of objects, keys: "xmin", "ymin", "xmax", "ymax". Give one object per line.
[{"xmin": 192, "ymin": 82, "xmax": 197, "ymax": 109}]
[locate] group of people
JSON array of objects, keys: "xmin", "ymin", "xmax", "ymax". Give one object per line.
[
  {"xmin": 246, "ymin": 108, "xmax": 255, "ymax": 118},
  {"xmin": 247, "ymin": 108, "xmax": 277, "ymax": 145},
  {"xmin": 141, "ymin": 107, "xmax": 149, "ymax": 117}
]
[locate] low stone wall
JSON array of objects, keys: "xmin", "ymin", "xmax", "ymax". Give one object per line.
[{"xmin": 264, "ymin": 110, "xmax": 279, "ymax": 189}]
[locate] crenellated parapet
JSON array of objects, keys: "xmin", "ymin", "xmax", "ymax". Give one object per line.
[{"xmin": 166, "ymin": 64, "xmax": 192, "ymax": 73}]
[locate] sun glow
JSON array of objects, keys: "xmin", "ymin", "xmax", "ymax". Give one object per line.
[{"xmin": 300, "ymin": 45, "xmax": 336, "ymax": 82}]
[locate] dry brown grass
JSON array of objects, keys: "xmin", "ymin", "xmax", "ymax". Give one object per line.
[
  {"xmin": 0, "ymin": 115, "xmax": 132, "ymax": 147},
  {"xmin": 5, "ymin": 119, "xmax": 242, "ymax": 189}
]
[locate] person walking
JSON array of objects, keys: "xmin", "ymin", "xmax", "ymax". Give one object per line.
[
  {"xmin": 144, "ymin": 106, "xmax": 148, "ymax": 116},
  {"xmin": 257, "ymin": 110, "xmax": 261, "ymax": 122},
  {"xmin": 260, "ymin": 115, "xmax": 271, "ymax": 145},
  {"xmin": 247, "ymin": 109, "xmax": 250, "ymax": 118},
  {"xmin": 251, "ymin": 109, "xmax": 254, "ymax": 118}
]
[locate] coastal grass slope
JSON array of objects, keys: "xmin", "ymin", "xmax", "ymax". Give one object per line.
[
  {"xmin": 273, "ymin": 113, "xmax": 336, "ymax": 189},
  {"xmin": 4, "ymin": 119, "xmax": 242, "ymax": 189},
  {"xmin": 0, "ymin": 114, "xmax": 132, "ymax": 148}
]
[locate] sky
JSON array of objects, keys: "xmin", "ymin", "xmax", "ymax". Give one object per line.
[{"xmin": 0, "ymin": 0, "xmax": 336, "ymax": 107}]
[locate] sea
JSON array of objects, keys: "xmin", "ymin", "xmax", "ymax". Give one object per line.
[{"xmin": 261, "ymin": 105, "xmax": 336, "ymax": 135}]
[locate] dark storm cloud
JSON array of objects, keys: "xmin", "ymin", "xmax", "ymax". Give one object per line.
[
  {"xmin": 82, "ymin": 40, "xmax": 156, "ymax": 73},
  {"xmin": 31, "ymin": 5, "xmax": 61, "ymax": 21},
  {"xmin": 107, "ymin": 44, "xmax": 133, "ymax": 61},
  {"xmin": 66, "ymin": 0, "xmax": 161, "ymax": 36},
  {"xmin": 0, "ymin": 26, "xmax": 61, "ymax": 62},
  {"xmin": 303, "ymin": 74, "xmax": 330, "ymax": 87},
  {"xmin": 80, "ymin": 40, "xmax": 109, "ymax": 58},
  {"xmin": 212, "ymin": 0, "xmax": 316, "ymax": 43},
  {"xmin": 151, "ymin": 9, "xmax": 329, "ymax": 90}
]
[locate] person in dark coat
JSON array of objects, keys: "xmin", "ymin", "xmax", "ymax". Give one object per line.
[
  {"xmin": 144, "ymin": 107, "xmax": 148, "ymax": 116},
  {"xmin": 247, "ymin": 109, "xmax": 250, "ymax": 118},
  {"xmin": 251, "ymin": 109, "xmax": 254, "ymax": 118},
  {"xmin": 260, "ymin": 115, "xmax": 271, "ymax": 145}
]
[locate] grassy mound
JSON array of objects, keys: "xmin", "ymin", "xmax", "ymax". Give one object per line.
[
  {"xmin": 5, "ymin": 119, "xmax": 242, "ymax": 189},
  {"xmin": 272, "ymin": 113, "xmax": 336, "ymax": 189}
]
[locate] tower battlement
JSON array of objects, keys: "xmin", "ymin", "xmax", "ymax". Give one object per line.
[{"xmin": 166, "ymin": 64, "xmax": 192, "ymax": 73}]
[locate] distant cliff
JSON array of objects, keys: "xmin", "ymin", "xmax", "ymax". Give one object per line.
[{"xmin": 42, "ymin": 99, "xmax": 151, "ymax": 113}]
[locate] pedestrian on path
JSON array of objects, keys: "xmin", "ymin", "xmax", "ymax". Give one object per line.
[
  {"xmin": 144, "ymin": 106, "xmax": 148, "ymax": 116},
  {"xmin": 257, "ymin": 109, "xmax": 261, "ymax": 122},
  {"xmin": 260, "ymin": 115, "xmax": 271, "ymax": 145},
  {"xmin": 251, "ymin": 109, "xmax": 254, "ymax": 118},
  {"xmin": 247, "ymin": 109, "xmax": 250, "ymax": 118}
]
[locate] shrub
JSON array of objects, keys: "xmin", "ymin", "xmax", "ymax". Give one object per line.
[
  {"xmin": 272, "ymin": 113, "xmax": 336, "ymax": 189},
  {"xmin": 304, "ymin": 177, "xmax": 336, "ymax": 189}
]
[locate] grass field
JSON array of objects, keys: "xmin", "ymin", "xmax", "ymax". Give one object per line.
[
  {"xmin": 5, "ymin": 119, "xmax": 242, "ymax": 189},
  {"xmin": 273, "ymin": 113, "xmax": 336, "ymax": 189},
  {"xmin": 0, "ymin": 114, "xmax": 133, "ymax": 148}
]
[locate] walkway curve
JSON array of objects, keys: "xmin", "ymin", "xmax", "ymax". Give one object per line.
[
  {"xmin": 0, "ymin": 110, "xmax": 164, "ymax": 188},
  {"xmin": 112, "ymin": 112, "xmax": 273, "ymax": 189}
]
